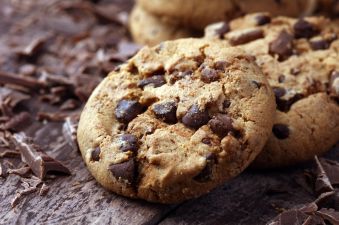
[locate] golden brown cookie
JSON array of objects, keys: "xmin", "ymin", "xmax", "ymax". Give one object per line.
[
  {"xmin": 77, "ymin": 38, "xmax": 275, "ymax": 203},
  {"xmin": 205, "ymin": 13, "xmax": 339, "ymax": 168}
]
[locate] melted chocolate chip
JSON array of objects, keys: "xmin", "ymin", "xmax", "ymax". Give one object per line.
[
  {"xmin": 201, "ymin": 67, "xmax": 220, "ymax": 83},
  {"xmin": 91, "ymin": 147, "xmax": 101, "ymax": 161},
  {"xmin": 138, "ymin": 75, "xmax": 166, "ymax": 88},
  {"xmin": 214, "ymin": 61, "xmax": 229, "ymax": 72},
  {"xmin": 109, "ymin": 159, "xmax": 136, "ymax": 184},
  {"xmin": 272, "ymin": 124, "xmax": 289, "ymax": 139},
  {"xmin": 215, "ymin": 22, "xmax": 230, "ymax": 39},
  {"xmin": 115, "ymin": 99, "xmax": 144, "ymax": 124},
  {"xmin": 310, "ymin": 39, "xmax": 330, "ymax": 50},
  {"xmin": 208, "ymin": 114, "xmax": 233, "ymax": 138},
  {"xmin": 152, "ymin": 100, "xmax": 177, "ymax": 124},
  {"xmin": 278, "ymin": 75, "xmax": 285, "ymax": 83},
  {"xmin": 119, "ymin": 134, "xmax": 138, "ymax": 152},
  {"xmin": 229, "ymin": 28, "xmax": 264, "ymax": 46},
  {"xmin": 182, "ymin": 104, "xmax": 210, "ymax": 129},
  {"xmin": 255, "ymin": 14, "xmax": 271, "ymax": 26},
  {"xmin": 269, "ymin": 30, "xmax": 293, "ymax": 61},
  {"xmin": 293, "ymin": 19, "xmax": 319, "ymax": 39},
  {"xmin": 194, "ymin": 153, "xmax": 217, "ymax": 182}
]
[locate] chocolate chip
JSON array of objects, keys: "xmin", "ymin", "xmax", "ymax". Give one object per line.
[
  {"xmin": 229, "ymin": 28, "xmax": 264, "ymax": 46},
  {"xmin": 272, "ymin": 124, "xmax": 289, "ymax": 139},
  {"xmin": 255, "ymin": 14, "xmax": 271, "ymax": 26},
  {"xmin": 201, "ymin": 67, "xmax": 219, "ymax": 83},
  {"xmin": 138, "ymin": 75, "xmax": 166, "ymax": 88},
  {"xmin": 118, "ymin": 134, "xmax": 138, "ymax": 152},
  {"xmin": 169, "ymin": 70, "xmax": 193, "ymax": 84},
  {"xmin": 290, "ymin": 68, "xmax": 301, "ymax": 75},
  {"xmin": 310, "ymin": 39, "xmax": 330, "ymax": 50},
  {"xmin": 152, "ymin": 100, "xmax": 177, "ymax": 124},
  {"xmin": 115, "ymin": 99, "xmax": 144, "ymax": 123},
  {"xmin": 208, "ymin": 114, "xmax": 233, "ymax": 138},
  {"xmin": 276, "ymin": 93, "xmax": 304, "ymax": 112},
  {"xmin": 214, "ymin": 61, "xmax": 229, "ymax": 72},
  {"xmin": 251, "ymin": 80, "xmax": 262, "ymax": 89},
  {"xmin": 269, "ymin": 30, "xmax": 294, "ymax": 61},
  {"xmin": 215, "ymin": 22, "xmax": 230, "ymax": 39},
  {"xmin": 273, "ymin": 87, "xmax": 286, "ymax": 98},
  {"xmin": 329, "ymin": 71, "xmax": 339, "ymax": 96},
  {"xmin": 109, "ymin": 159, "xmax": 136, "ymax": 184},
  {"xmin": 91, "ymin": 147, "xmax": 101, "ymax": 161},
  {"xmin": 293, "ymin": 19, "xmax": 319, "ymax": 39},
  {"xmin": 278, "ymin": 75, "xmax": 285, "ymax": 83},
  {"xmin": 202, "ymin": 138, "xmax": 212, "ymax": 145},
  {"xmin": 182, "ymin": 104, "xmax": 210, "ymax": 129},
  {"xmin": 194, "ymin": 153, "xmax": 217, "ymax": 182},
  {"xmin": 223, "ymin": 100, "xmax": 231, "ymax": 109}
]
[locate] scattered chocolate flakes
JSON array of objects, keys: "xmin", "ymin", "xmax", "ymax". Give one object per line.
[
  {"xmin": 152, "ymin": 100, "xmax": 177, "ymax": 124},
  {"xmin": 228, "ymin": 28, "xmax": 264, "ymax": 46},
  {"xmin": 194, "ymin": 153, "xmax": 217, "ymax": 182},
  {"xmin": 0, "ymin": 87, "xmax": 30, "ymax": 116},
  {"xmin": 293, "ymin": 19, "xmax": 319, "ymax": 39},
  {"xmin": 12, "ymin": 132, "xmax": 71, "ymax": 179},
  {"xmin": 201, "ymin": 67, "xmax": 220, "ymax": 83},
  {"xmin": 182, "ymin": 104, "xmax": 210, "ymax": 129},
  {"xmin": 138, "ymin": 75, "xmax": 166, "ymax": 88},
  {"xmin": 118, "ymin": 134, "xmax": 138, "ymax": 153},
  {"xmin": 208, "ymin": 114, "xmax": 233, "ymax": 138},
  {"xmin": 269, "ymin": 30, "xmax": 294, "ymax": 61},
  {"xmin": 255, "ymin": 14, "xmax": 271, "ymax": 26},
  {"xmin": 2, "ymin": 111, "xmax": 32, "ymax": 132},
  {"xmin": 115, "ymin": 99, "xmax": 145, "ymax": 124},
  {"xmin": 90, "ymin": 147, "xmax": 101, "ymax": 161},
  {"xmin": 109, "ymin": 159, "xmax": 136, "ymax": 184},
  {"xmin": 215, "ymin": 22, "xmax": 230, "ymax": 39},
  {"xmin": 272, "ymin": 124, "xmax": 289, "ymax": 139},
  {"xmin": 0, "ymin": 71, "xmax": 45, "ymax": 90}
]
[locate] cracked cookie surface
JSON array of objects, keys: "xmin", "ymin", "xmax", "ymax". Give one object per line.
[
  {"xmin": 77, "ymin": 38, "xmax": 275, "ymax": 203},
  {"xmin": 205, "ymin": 13, "xmax": 339, "ymax": 168},
  {"xmin": 137, "ymin": 0, "xmax": 318, "ymax": 30}
]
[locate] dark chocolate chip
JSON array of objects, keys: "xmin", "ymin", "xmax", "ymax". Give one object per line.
[
  {"xmin": 290, "ymin": 68, "xmax": 301, "ymax": 75},
  {"xmin": 109, "ymin": 159, "xmax": 136, "ymax": 184},
  {"xmin": 138, "ymin": 75, "xmax": 166, "ymax": 88},
  {"xmin": 255, "ymin": 14, "xmax": 271, "ymax": 26},
  {"xmin": 118, "ymin": 134, "xmax": 138, "ymax": 152},
  {"xmin": 201, "ymin": 67, "xmax": 220, "ymax": 83},
  {"xmin": 115, "ymin": 99, "xmax": 144, "ymax": 124},
  {"xmin": 310, "ymin": 39, "xmax": 330, "ymax": 50},
  {"xmin": 202, "ymin": 138, "xmax": 212, "ymax": 145},
  {"xmin": 127, "ymin": 64, "xmax": 139, "ymax": 74},
  {"xmin": 214, "ymin": 61, "xmax": 229, "ymax": 71},
  {"xmin": 208, "ymin": 114, "xmax": 233, "ymax": 138},
  {"xmin": 215, "ymin": 22, "xmax": 230, "ymax": 39},
  {"xmin": 152, "ymin": 100, "xmax": 177, "ymax": 124},
  {"xmin": 269, "ymin": 30, "xmax": 294, "ymax": 61},
  {"xmin": 251, "ymin": 80, "xmax": 262, "ymax": 88},
  {"xmin": 229, "ymin": 28, "xmax": 264, "ymax": 46},
  {"xmin": 223, "ymin": 100, "xmax": 231, "ymax": 109},
  {"xmin": 272, "ymin": 124, "xmax": 289, "ymax": 139},
  {"xmin": 273, "ymin": 87, "xmax": 286, "ymax": 98},
  {"xmin": 278, "ymin": 75, "xmax": 285, "ymax": 83},
  {"xmin": 194, "ymin": 153, "xmax": 217, "ymax": 182},
  {"xmin": 91, "ymin": 147, "xmax": 101, "ymax": 161},
  {"xmin": 182, "ymin": 104, "xmax": 210, "ymax": 129},
  {"xmin": 293, "ymin": 19, "xmax": 319, "ymax": 39}
]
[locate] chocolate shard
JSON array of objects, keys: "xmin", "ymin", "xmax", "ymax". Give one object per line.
[
  {"xmin": 314, "ymin": 156, "xmax": 334, "ymax": 195},
  {"xmin": 269, "ymin": 30, "xmax": 294, "ymax": 61},
  {"xmin": 182, "ymin": 104, "xmax": 210, "ymax": 129},
  {"xmin": 12, "ymin": 132, "xmax": 71, "ymax": 179},
  {"xmin": 109, "ymin": 159, "xmax": 136, "ymax": 184},
  {"xmin": 0, "ymin": 87, "xmax": 30, "ymax": 116}
]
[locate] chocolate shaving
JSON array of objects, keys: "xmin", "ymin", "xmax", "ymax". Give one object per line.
[
  {"xmin": 7, "ymin": 166, "xmax": 31, "ymax": 177},
  {"xmin": 0, "ymin": 87, "xmax": 30, "ymax": 116},
  {"xmin": 0, "ymin": 150, "xmax": 21, "ymax": 158},
  {"xmin": 12, "ymin": 132, "xmax": 71, "ymax": 179},
  {"xmin": 0, "ymin": 71, "xmax": 45, "ymax": 90},
  {"xmin": 15, "ymin": 36, "xmax": 47, "ymax": 57},
  {"xmin": 2, "ymin": 111, "xmax": 32, "ymax": 132}
]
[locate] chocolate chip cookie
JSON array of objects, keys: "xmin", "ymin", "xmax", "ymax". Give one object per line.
[
  {"xmin": 205, "ymin": 13, "xmax": 339, "ymax": 168},
  {"xmin": 129, "ymin": 5, "xmax": 196, "ymax": 46},
  {"xmin": 137, "ymin": 0, "xmax": 317, "ymax": 30},
  {"xmin": 77, "ymin": 38, "xmax": 276, "ymax": 203}
]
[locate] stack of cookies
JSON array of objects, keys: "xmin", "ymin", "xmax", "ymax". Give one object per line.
[{"xmin": 77, "ymin": 1, "xmax": 339, "ymax": 204}]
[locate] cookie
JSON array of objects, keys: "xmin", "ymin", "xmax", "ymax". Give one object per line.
[
  {"xmin": 129, "ymin": 5, "xmax": 197, "ymax": 46},
  {"xmin": 77, "ymin": 38, "xmax": 276, "ymax": 203},
  {"xmin": 205, "ymin": 13, "xmax": 339, "ymax": 168},
  {"xmin": 137, "ymin": 0, "xmax": 317, "ymax": 30}
]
